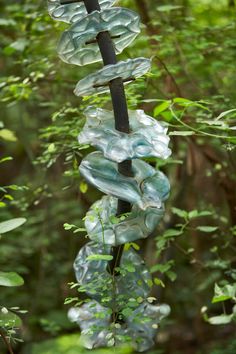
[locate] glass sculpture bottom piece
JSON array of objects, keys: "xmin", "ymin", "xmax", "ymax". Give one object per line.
[{"xmin": 68, "ymin": 299, "xmax": 170, "ymax": 352}]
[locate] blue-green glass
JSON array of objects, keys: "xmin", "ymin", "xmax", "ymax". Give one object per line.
[
  {"xmin": 48, "ymin": 0, "xmax": 116, "ymax": 24},
  {"xmin": 79, "ymin": 151, "xmax": 170, "ymax": 210},
  {"xmin": 73, "ymin": 242, "xmax": 152, "ymax": 306},
  {"xmin": 85, "ymin": 196, "xmax": 164, "ymax": 246},
  {"xmin": 74, "ymin": 58, "xmax": 151, "ymax": 95},
  {"xmin": 68, "ymin": 301, "xmax": 111, "ymax": 349},
  {"xmin": 68, "ymin": 300, "xmax": 170, "ymax": 351},
  {"xmin": 57, "ymin": 8, "xmax": 140, "ymax": 66},
  {"xmin": 79, "ymin": 107, "xmax": 171, "ymax": 162}
]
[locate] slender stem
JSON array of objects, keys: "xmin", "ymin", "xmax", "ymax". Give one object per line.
[
  {"xmin": 0, "ymin": 328, "xmax": 14, "ymax": 354},
  {"xmin": 83, "ymin": 0, "xmax": 133, "ymax": 272}
]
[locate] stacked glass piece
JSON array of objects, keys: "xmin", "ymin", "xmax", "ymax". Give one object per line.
[{"xmin": 48, "ymin": 0, "xmax": 171, "ymax": 351}]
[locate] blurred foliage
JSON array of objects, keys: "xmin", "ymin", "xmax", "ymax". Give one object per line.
[{"xmin": 0, "ymin": 0, "xmax": 236, "ymax": 353}]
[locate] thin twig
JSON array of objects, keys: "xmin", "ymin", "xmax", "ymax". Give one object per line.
[{"xmin": 0, "ymin": 328, "xmax": 14, "ymax": 354}]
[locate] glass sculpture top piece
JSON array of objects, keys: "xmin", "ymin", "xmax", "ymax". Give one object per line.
[
  {"xmin": 68, "ymin": 300, "xmax": 170, "ymax": 352},
  {"xmin": 85, "ymin": 195, "xmax": 164, "ymax": 246},
  {"xmin": 79, "ymin": 151, "xmax": 170, "ymax": 210},
  {"xmin": 79, "ymin": 107, "xmax": 171, "ymax": 162},
  {"xmin": 48, "ymin": 0, "xmax": 116, "ymax": 24},
  {"xmin": 74, "ymin": 58, "xmax": 151, "ymax": 96},
  {"xmin": 74, "ymin": 242, "xmax": 152, "ymax": 306},
  {"xmin": 57, "ymin": 8, "xmax": 140, "ymax": 66}
]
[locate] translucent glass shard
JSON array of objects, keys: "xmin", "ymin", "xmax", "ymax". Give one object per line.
[
  {"xmin": 68, "ymin": 300, "xmax": 170, "ymax": 352},
  {"xmin": 73, "ymin": 242, "xmax": 152, "ymax": 305},
  {"xmin": 79, "ymin": 151, "xmax": 170, "ymax": 210},
  {"xmin": 79, "ymin": 107, "xmax": 171, "ymax": 162},
  {"xmin": 85, "ymin": 196, "xmax": 164, "ymax": 246},
  {"xmin": 74, "ymin": 58, "xmax": 151, "ymax": 96},
  {"xmin": 57, "ymin": 8, "xmax": 140, "ymax": 66},
  {"xmin": 48, "ymin": 0, "xmax": 116, "ymax": 24}
]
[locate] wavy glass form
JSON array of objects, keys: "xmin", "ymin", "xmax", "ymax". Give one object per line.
[
  {"xmin": 68, "ymin": 300, "xmax": 170, "ymax": 352},
  {"xmin": 48, "ymin": 0, "xmax": 171, "ymax": 350},
  {"xmin": 73, "ymin": 242, "xmax": 152, "ymax": 306},
  {"xmin": 85, "ymin": 195, "xmax": 164, "ymax": 246},
  {"xmin": 79, "ymin": 151, "xmax": 170, "ymax": 210},
  {"xmin": 78, "ymin": 107, "xmax": 171, "ymax": 162},
  {"xmin": 48, "ymin": 0, "xmax": 116, "ymax": 24},
  {"xmin": 74, "ymin": 58, "xmax": 151, "ymax": 96},
  {"xmin": 57, "ymin": 8, "xmax": 140, "ymax": 65}
]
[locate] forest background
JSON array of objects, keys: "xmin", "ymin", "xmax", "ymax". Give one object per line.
[{"xmin": 0, "ymin": 0, "xmax": 236, "ymax": 353}]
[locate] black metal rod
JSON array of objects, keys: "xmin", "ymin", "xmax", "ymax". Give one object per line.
[
  {"xmin": 83, "ymin": 0, "xmax": 133, "ymax": 272},
  {"xmin": 60, "ymin": 0, "xmax": 83, "ymax": 4}
]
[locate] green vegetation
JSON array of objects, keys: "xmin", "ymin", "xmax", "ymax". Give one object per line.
[{"xmin": 0, "ymin": 0, "xmax": 235, "ymax": 353}]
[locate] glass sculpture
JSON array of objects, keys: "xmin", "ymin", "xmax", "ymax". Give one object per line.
[
  {"xmin": 73, "ymin": 241, "xmax": 152, "ymax": 306},
  {"xmin": 79, "ymin": 107, "xmax": 171, "ymax": 162},
  {"xmin": 48, "ymin": 0, "xmax": 172, "ymax": 351},
  {"xmin": 48, "ymin": 0, "xmax": 116, "ymax": 24},
  {"xmin": 79, "ymin": 151, "xmax": 170, "ymax": 210},
  {"xmin": 57, "ymin": 8, "xmax": 140, "ymax": 65},
  {"xmin": 85, "ymin": 195, "xmax": 165, "ymax": 246},
  {"xmin": 68, "ymin": 300, "xmax": 170, "ymax": 351},
  {"xmin": 74, "ymin": 58, "xmax": 151, "ymax": 95}
]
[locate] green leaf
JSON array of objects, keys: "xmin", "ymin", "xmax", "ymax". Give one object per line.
[
  {"xmin": 212, "ymin": 283, "xmax": 236, "ymax": 303},
  {"xmin": 0, "ymin": 129, "xmax": 17, "ymax": 142},
  {"xmin": 169, "ymin": 131, "xmax": 195, "ymax": 136},
  {"xmin": 124, "ymin": 263, "xmax": 135, "ymax": 273},
  {"xmin": 171, "ymin": 207, "xmax": 188, "ymax": 219},
  {"xmin": 166, "ymin": 270, "xmax": 177, "ymax": 282},
  {"xmin": 153, "ymin": 101, "xmax": 171, "ymax": 117},
  {"xmin": 163, "ymin": 229, "xmax": 183, "ymax": 238},
  {"xmin": 0, "ymin": 271, "xmax": 24, "ymax": 287},
  {"xmin": 197, "ymin": 211, "xmax": 213, "ymax": 217},
  {"xmin": 208, "ymin": 314, "xmax": 233, "ymax": 325},
  {"xmin": 0, "ymin": 18, "xmax": 16, "ymax": 26},
  {"xmin": 215, "ymin": 109, "xmax": 236, "ymax": 121},
  {"xmin": 197, "ymin": 226, "xmax": 218, "ymax": 233},
  {"xmin": 0, "ymin": 156, "xmax": 13, "ymax": 164},
  {"xmin": 0, "ymin": 218, "xmax": 26, "ymax": 234},
  {"xmin": 188, "ymin": 210, "xmax": 199, "ymax": 219},
  {"xmin": 47, "ymin": 143, "xmax": 56, "ymax": 153},
  {"xmin": 122, "ymin": 307, "xmax": 133, "ymax": 317},
  {"xmin": 63, "ymin": 223, "xmax": 75, "ymax": 230},
  {"xmin": 154, "ymin": 277, "xmax": 165, "ymax": 288},
  {"xmin": 79, "ymin": 181, "xmax": 88, "ymax": 194},
  {"xmin": 0, "ymin": 310, "xmax": 22, "ymax": 327},
  {"xmin": 173, "ymin": 98, "xmax": 210, "ymax": 110},
  {"xmin": 157, "ymin": 5, "xmax": 182, "ymax": 12},
  {"xmin": 173, "ymin": 97, "xmax": 194, "ymax": 105},
  {"xmin": 86, "ymin": 254, "xmax": 113, "ymax": 261}
]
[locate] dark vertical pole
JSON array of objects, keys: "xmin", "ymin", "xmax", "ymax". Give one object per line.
[{"xmin": 83, "ymin": 0, "xmax": 133, "ymax": 271}]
